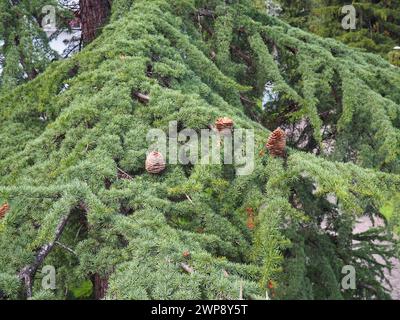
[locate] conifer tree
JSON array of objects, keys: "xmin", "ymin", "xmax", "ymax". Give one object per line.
[
  {"xmin": 0, "ymin": 0, "xmax": 110, "ymax": 93},
  {"xmin": 0, "ymin": 0, "xmax": 399, "ymax": 300},
  {"xmin": 277, "ymin": 0, "xmax": 400, "ymax": 59},
  {"xmin": 0, "ymin": 0, "xmax": 59, "ymax": 91},
  {"xmin": 0, "ymin": 0, "xmax": 85, "ymax": 92}
]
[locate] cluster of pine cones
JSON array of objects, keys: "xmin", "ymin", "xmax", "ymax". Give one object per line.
[
  {"xmin": 0, "ymin": 203, "xmax": 9, "ymax": 220},
  {"xmin": 143, "ymin": 123, "xmax": 285, "ymax": 175},
  {"xmin": 266, "ymin": 128, "xmax": 286, "ymax": 158}
]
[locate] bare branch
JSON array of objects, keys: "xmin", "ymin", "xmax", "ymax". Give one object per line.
[
  {"xmin": 19, "ymin": 213, "xmax": 71, "ymax": 298},
  {"xmin": 133, "ymin": 91, "xmax": 150, "ymax": 104},
  {"xmin": 117, "ymin": 167, "xmax": 133, "ymax": 180},
  {"xmin": 185, "ymin": 194, "xmax": 194, "ymax": 205},
  {"xmin": 180, "ymin": 263, "xmax": 194, "ymax": 274},
  {"xmin": 55, "ymin": 241, "xmax": 77, "ymax": 256}
]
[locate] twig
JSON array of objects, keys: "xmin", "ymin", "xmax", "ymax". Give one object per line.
[
  {"xmin": 48, "ymin": 28, "xmax": 64, "ymax": 42},
  {"xmin": 117, "ymin": 167, "xmax": 133, "ymax": 180},
  {"xmin": 185, "ymin": 194, "xmax": 194, "ymax": 205},
  {"xmin": 180, "ymin": 263, "xmax": 194, "ymax": 274},
  {"xmin": 133, "ymin": 92, "xmax": 150, "ymax": 104},
  {"xmin": 239, "ymin": 280, "xmax": 243, "ymax": 300},
  {"xmin": 74, "ymin": 224, "xmax": 83, "ymax": 241},
  {"xmin": 55, "ymin": 241, "xmax": 77, "ymax": 256},
  {"xmin": 62, "ymin": 41, "xmax": 81, "ymax": 58}
]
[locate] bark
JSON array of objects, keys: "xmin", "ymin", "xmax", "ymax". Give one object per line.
[
  {"xmin": 79, "ymin": 0, "xmax": 111, "ymax": 44},
  {"xmin": 93, "ymin": 273, "xmax": 109, "ymax": 299},
  {"xmin": 180, "ymin": 263, "xmax": 194, "ymax": 274}
]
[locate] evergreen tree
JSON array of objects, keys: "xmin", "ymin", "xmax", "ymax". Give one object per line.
[
  {"xmin": 0, "ymin": 0, "xmax": 61, "ymax": 92},
  {"xmin": 277, "ymin": 0, "xmax": 400, "ymax": 60},
  {"xmin": 0, "ymin": 0, "xmax": 399, "ymax": 300},
  {"xmin": 0, "ymin": 0, "xmax": 110, "ymax": 93}
]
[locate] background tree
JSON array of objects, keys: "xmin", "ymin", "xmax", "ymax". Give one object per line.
[
  {"xmin": 0, "ymin": 0, "xmax": 60, "ymax": 91},
  {"xmin": 0, "ymin": 0, "xmax": 112, "ymax": 93},
  {"xmin": 277, "ymin": 0, "xmax": 400, "ymax": 60}
]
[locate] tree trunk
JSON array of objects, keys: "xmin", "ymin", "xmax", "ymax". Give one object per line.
[
  {"xmin": 79, "ymin": 0, "xmax": 111, "ymax": 44},
  {"xmin": 92, "ymin": 273, "xmax": 109, "ymax": 300}
]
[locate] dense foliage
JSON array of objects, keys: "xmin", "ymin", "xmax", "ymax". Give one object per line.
[
  {"xmin": 0, "ymin": 0, "xmax": 399, "ymax": 300},
  {"xmin": 277, "ymin": 0, "xmax": 400, "ymax": 60},
  {"xmin": 0, "ymin": 0, "xmax": 75, "ymax": 92}
]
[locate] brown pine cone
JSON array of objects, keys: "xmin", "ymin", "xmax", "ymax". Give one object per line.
[
  {"xmin": 246, "ymin": 207, "xmax": 255, "ymax": 230},
  {"xmin": 0, "ymin": 203, "xmax": 10, "ymax": 220},
  {"xmin": 266, "ymin": 128, "xmax": 286, "ymax": 158},
  {"xmin": 215, "ymin": 117, "xmax": 234, "ymax": 132},
  {"xmin": 145, "ymin": 151, "xmax": 166, "ymax": 174}
]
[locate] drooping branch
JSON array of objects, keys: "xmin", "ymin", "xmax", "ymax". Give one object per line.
[{"xmin": 18, "ymin": 208, "xmax": 77, "ymax": 298}]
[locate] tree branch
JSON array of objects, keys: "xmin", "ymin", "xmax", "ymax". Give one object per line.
[
  {"xmin": 133, "ymin": 91, "xmax": 150, "ymax": 104},
  {"xmin": 55, "ymin": 241, "xmax": 77, "ymax": 256},
  {"xmin": 18, "ymin": 214, "xmax": 71, "ymax": 298},
  {"xmin": 196, "ymin": 9, "xmax": 215, "ymax": 18},
  {"xmin": 117, "ymin": 167, "xmax": 133, "ymax": 180},
  {"xmin": 180, "ymin": 263, "xmax": 194, "ymax": 274}
]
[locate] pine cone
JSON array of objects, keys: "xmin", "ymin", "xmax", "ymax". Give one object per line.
[
  {"xmin": 215, "ymin": 117, "xmax": 234, "ymax": 132},
  {"xmin": 266, "ymin": 128, "xmax": 286, "ymax": 158},
  {"xmin": 246, "ymin": 207, "xmax": 255, "ymax": 230},
  {"xmin": 145, "ymin": 151, "xmax": 166, "ymax": 174},
  {"xmin": 0, "ymin": 203, "xmax": 9, "ymax": 220}
]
